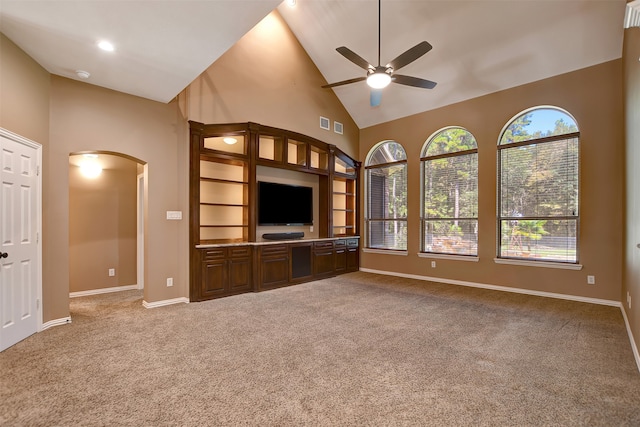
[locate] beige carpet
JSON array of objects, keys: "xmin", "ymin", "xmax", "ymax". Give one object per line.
[{"xmin": 1, "ymin": 272, "xmax": 639, "ymax": 426}]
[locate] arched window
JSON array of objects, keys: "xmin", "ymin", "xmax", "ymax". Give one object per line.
[
  {"xmin": 498, "ymin": 106, "xmax": 579, "ymax": 263},
  {"xmin": 365, "ymin": 141, "xmax": 407, "ymax": 251},
  {"xmin": 421, "ymin": 127, "xmax": 478, "ymax": 256}
]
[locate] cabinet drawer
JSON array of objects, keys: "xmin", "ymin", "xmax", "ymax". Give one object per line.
[
  {"xmin": 229, "ymin": 246, "xmax": 251, "ymax": 258},
  {"xmin": 314, "ymin": 241, "xmax": 334, "ymax": 250},
  {"xmin": 334, "ymin": 239, "xmax": 346, "ymax": 247},
  {"xmin": 346, "ymin": 239, "xmax": 359, "ymax": 247},
  {"xmin": 202, "ymin": 248, "xmax": 226, "ymax": 261},
  {"xmin": 261, "ymin": 244, "xmax": 288, "ymax": 256}
]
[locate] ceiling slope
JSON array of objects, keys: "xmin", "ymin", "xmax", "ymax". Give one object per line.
[
  {"xmin": 0, "ymin": 0, "xmax": 281, "ymax": 103},
  {"xmin": 278, "ymin": 0, "xmax": 627, "ymax": 128}
]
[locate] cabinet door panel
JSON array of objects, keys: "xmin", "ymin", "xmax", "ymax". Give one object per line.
[
  {"xmin": 202, "ymin": 260, "xmax": 227, "ymax": 297},
  {"xmin": 314, "ymin": 250, "xmax": 335, "ymax": 277},
  {"xmin": 335, "ymin": 248, "xmax": 346, "ymax": 273},
  {"xmin": 229, "ymin": 258, "xmax": 252, "ymax": 292},
  {"xmin": 347, "ymin": 247, "xmax": 359, "ymax": 271},
  {"xmin": 260, "ymin": 256, "xmax": 289, "ymax": 290}
]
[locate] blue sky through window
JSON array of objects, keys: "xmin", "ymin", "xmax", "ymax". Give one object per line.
[{"xmin": 524, "ymin": 108, "xmax": 577, "ymax": 134}]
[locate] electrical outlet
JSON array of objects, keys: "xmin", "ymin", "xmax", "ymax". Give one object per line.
[
  {"xmin": 628, "ymin": 292, "xmax": 632, "ymax": 309},
  {"xmin": 108, "ymin": 268, "xmax": 115, "ymax": 277},
  {"xmin": 167, "ymin": 278, "xmax": 173, "ymax": 287},
  {"xmin": 431, "ymin": 261, "xmax": 436, "ymax": 268},
  {"xmin": 587, "ymin": 275, "xmax": 595, "ymax": 285},
  {"xmin": 310, "ymin": 225, "xmax": 314, "ymax": 233}
]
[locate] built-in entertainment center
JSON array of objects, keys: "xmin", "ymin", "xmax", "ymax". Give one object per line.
[{"xmin": 189, "ymin": 121, "xmax": 360, "ymax": 301}]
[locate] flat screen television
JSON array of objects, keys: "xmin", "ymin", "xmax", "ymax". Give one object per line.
[{"xmin": 258, "ymin": 181, "xmax": 313, "ymax": 226}]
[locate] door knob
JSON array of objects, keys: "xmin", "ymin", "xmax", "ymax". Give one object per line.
[{"xmin": 0, "ymin": 252, "xmax": 7, "ymax": 258}]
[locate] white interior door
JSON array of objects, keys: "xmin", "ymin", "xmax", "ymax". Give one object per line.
[{"xmin": 0, "ymin": 129, "xmax": 41, "ymax": 352}]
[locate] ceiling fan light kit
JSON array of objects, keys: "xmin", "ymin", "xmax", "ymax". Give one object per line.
[
  {"xmin": 366, "ymin": 67, "xmax": 392, "ymax": 89},
  {"xmin": 322, "ymin": 0, "xmax": 436, "ymax": 106}
]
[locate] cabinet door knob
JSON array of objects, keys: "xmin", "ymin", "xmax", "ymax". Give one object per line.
[
  {"xmin": 0, "ymin": 252, "xmax": 7, "ymax": 259},
  {"xmin": 637, "ymin": 243, "xmax": 640, "ymax": 249}
]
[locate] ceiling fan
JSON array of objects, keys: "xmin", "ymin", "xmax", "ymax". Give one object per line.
[{"xmin": 322, "ymin": 0, "xmax": 437, "ymax": 107}]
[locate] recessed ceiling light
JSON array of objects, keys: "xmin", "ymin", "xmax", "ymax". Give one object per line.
[
  {"xmin": 97, "ymin": 40, "xmax": 115, "ymax": 52},
  {"xmin": 223, "ymin": 137, "xmax": 238, "ymax": 145},
  {"xmin": 286, "ymin": 0, "xmax": 296, "ymax": 6}
]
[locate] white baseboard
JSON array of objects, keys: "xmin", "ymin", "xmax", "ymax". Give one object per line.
[
  {"xmin": 142, "ymin": 297, "xmax": 189, "ymax": 309},
  {"xmin": 359, "ymin": 268, "xmax": 620, "ymax": 307},
  {"xmin": 359, "ymin": 268, "xmax": 639, "ymax": 373},
  {"xmin": 69, "ymin": 284, "xmax": 139, "ymax": 298},
  {"xmin": 620, "ymin": 307, "xmax": 640, "ymax": 374},
  {"xmin": 41, "ymin": 317, "xmax": 71, "ymax": 331}
]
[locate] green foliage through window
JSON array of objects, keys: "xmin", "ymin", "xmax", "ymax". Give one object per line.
[
  {"xmin": 365, "ymin": 141, "xmax": 408, "ymax": 251},
  {"xmin": 498, "ymin": 107, "xmax": 579, "ymax": 262},
  {"xmin": 421, "ymin": 127, "xmax": 478, "ymax": 256}
]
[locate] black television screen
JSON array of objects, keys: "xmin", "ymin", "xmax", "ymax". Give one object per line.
[{"xmin": 258, "ymin": 181, "xmax": 313, "ymax": 226}]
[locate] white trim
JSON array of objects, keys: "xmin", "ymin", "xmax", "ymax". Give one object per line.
[
  {"xmin": 359, "ymin": 268, "xmax": 619, "ymax": 307},
  {"xmin": 621, "ymin": 307, "xmax": 640, "ymax": 374},
  {"xmin": 625, "ymin": 0, "xmax": 640, "ymax": 29},
  {"xmin": 0, "ymin": 128, "xmax": 43, "ymax": 334},
  {"xmin": 418, "ymin": 253, "xmax": 479, "ymax": 262},
  {"xmin": 137, "ymin": 173, "xmax": 145, "ymax": 290},
  {"xmin": 70, "ymin": 284, "xmax": 139, "ymax": 298},
  {"xmin": 142, "ymin": 297, "xmax": 189, "ymax": 309},
  {"xmin": 42, "ymin": 317, "xmax": 72, "ymax": 330},
  {"xmin": 494, "ymin": 258, "xmax": 583, "ymax": 270},
  {"xmin": 363, "ymin": 248, "xmax": 408, "ymax": 256}
]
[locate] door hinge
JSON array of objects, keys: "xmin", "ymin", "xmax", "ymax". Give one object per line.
[
  {"xmin": 36, "ymin": 232, "xmax": 39, "ymax": 243},
  {"xmin": 37, "ymin": 299, "xmax": 40, "ymax": 310},
  {"xmin": 36, "ymin": 165, "xmax": 40, "ymax": 176}
]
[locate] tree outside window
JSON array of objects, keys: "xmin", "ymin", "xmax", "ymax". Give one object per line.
[
  {"xmin": 421, "ymin": 127, "xmax": 478, "ymax": 256},
  {"xmin": 365, "ymin": 141, "xmax": 407, "ymax": 251},
  {"xmin": 498, "ymin": 107, "xmax": 579, "ymax": 263}
]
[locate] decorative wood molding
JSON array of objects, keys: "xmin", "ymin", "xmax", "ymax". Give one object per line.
[
  {"xmin": 69, "ymin": 284, "xmax": 139, "ymax": 298},
  {"xmin": 359, "ymin": 267, "xmax": 619, "ymax": 306},
  {"xmin": 142, "ymin": 297, "xmax": 189, "ymax": 309},
  {"xmin": 625, "ymin": 0, "xmax": 640, "ymax": 29},
  {"xmin": 41, "ymin": 317, "xmax": 72, "ymax": 331},
  {"xmin": 621, "ymin": 307, "xmax": 640, "ymax": 374}
]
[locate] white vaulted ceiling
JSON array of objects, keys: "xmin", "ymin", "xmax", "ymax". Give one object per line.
[{"xmin": 0, "ymin": 0, "xmax": 628, "ymax": 129}]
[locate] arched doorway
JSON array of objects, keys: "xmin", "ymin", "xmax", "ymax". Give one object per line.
[{"xmin": 68, "ymin": 151, "xmax": 147, "ymax": 297}]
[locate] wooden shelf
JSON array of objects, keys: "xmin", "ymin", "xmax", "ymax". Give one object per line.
[{"xmin": 190, "ymin": 121, "xmax": 361, "ymax": 302}]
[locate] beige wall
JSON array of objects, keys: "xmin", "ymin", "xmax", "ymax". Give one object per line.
[
  {"xmin": 49, "ymin": 76, "xmax": 189, "ymax": 320},
  {"xmin": 623, "ymin": 27, "xmax": 640, "ymax": 359},
  {"xmin": 0, "ymin": 34, "xmax": 56, "ymax": 320},
  {"xmin": 69, "ymin": 155, "xmax": 138, "ymax": 292},
  {"xmin": 185, "ymin": 11, "xmax": 359, "ymax": 159},
  {"xmin": 360, "ymin": 60, "xmax": 624, "ymax": 302}
]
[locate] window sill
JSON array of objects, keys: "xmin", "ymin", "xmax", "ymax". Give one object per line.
[
  {"xmin": 494, "ymin": 258, "xmax": 583, "ymax": 270},
  {"xmin": 418, "ymin": 253, "xmax": 479, "ymax": 262},
  {"xmin": 363, "ymin": 248, "xmax": 408, "ymax": 256}
]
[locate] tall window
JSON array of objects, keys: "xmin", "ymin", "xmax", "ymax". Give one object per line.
[
  {"xmin": 421, "ymin": 127, "xmax": 478, "ymax": 256},
  {"xmin": 365, "ymin": 141, "xmax": 407, "ymax": 251},
  {"xmin": 498, "ymin": 107, "xmax": 579, "ymax": 263}
]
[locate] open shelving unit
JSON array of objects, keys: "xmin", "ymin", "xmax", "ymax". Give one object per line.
[{"xmin": 189, "ymin": 121, "xmax": 361, "ymax": 302}]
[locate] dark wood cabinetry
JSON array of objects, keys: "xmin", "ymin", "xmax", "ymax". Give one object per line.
[
  {"xmin": 313, "ymin": 241, "xmax": 335, "ymax": 278},
  {"xmin": 195, "ymin": 246, "xmax": 252, "ymax": 301},
  {"xmin": 257, "ymin": 244, "xmax": 289, "ymax": 291},
  {"xmin": 190, "ymin": 121, "xmax": 360, "ymax": 302}
]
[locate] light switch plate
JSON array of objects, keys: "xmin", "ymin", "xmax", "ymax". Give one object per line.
[{"xmin": 166, "ymin": 211, "xmax": 182, "ymax": 220}]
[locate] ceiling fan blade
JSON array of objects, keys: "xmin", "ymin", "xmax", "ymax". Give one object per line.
[
  {"xmin": 336, "ymin": 46, "xmax": 373, "ymax": 71},
  {"xmin": 393, "ymin": 74, "xmax": 437, "ymax": 89},
  {"xmin": 370, "ymin": 89, "xmax": 382, "ymax": 107},
  {"xmin": 322, "ymin": 76, "xmax": 367, "ymax": 89},
  {"xmin": 387, "ymin": 41, "xmax": 433, "ymax": 72}
]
